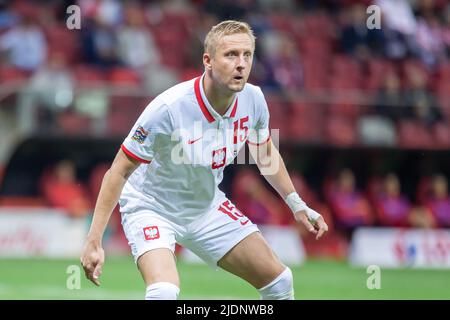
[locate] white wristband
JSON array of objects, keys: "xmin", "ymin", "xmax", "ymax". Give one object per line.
[{"xmin": 284, "ymin": 192, "xmax": 321, "ymax": 222}]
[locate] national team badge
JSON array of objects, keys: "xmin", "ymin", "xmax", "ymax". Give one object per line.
[
  {"xmin": 212, "ymin": 147, "xmax": 227, "ymax": 169},
  {"xmin": 131, "ymin": 125, "xmax": 149, "ymax": 144},
  {"xmin": 143, "ymin": 226, "xmax": 160, "ymax": 240}
]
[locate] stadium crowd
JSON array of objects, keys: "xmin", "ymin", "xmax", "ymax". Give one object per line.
[
  {"xmin": 1, "ymin": 0, "xmax": 450, "ymax": 257},
  {"xmin": 0, "ymin": 0, "xmax": 450, "ymax": 146}
]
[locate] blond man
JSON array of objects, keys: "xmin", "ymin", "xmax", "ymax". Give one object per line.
[{"xmin": 81, "ymin": 20, "xmax": 328, "ymax": 300}]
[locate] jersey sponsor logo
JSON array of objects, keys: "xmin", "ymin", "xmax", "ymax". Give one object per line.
[
  {"xmin": 143, "ymin": 226, "xmax": 160, "ymax": 240},
  {"xmin": 131, "ymin": 125, "xmax": 149, "ymax": 144},
  {"xmin": 187, "ymin": 136, "xmax": 203, "ymax": 144}
]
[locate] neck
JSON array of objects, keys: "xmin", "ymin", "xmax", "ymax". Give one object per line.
[{"xmin": 203, "ymin": 72, "xmax": 235, "ymax": 116}]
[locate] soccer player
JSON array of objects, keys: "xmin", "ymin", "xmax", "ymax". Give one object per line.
[{"xmin": 81, "ymin": 20, "xmax": 328, "ymax": 300}]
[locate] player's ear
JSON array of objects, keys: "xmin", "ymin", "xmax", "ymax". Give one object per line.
[{"xmin": 203, "ymin": 52, "xmax": 212, "ymax": 70}]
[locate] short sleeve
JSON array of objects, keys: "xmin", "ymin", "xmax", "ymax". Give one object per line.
[
  {"xmin": 247, "ymin": 86, "xmax": 271, "ymax": 146},
  {"xmin": 121, "ymin": 100, "xmax": 173, "ymax": 163}
]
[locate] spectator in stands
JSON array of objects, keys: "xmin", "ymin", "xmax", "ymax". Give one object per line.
[
  {"xmin": 328, "ymin": 168, "xmax": 373, "ymax": 232},
  {"xmin": 79, "ymin": 0, "xmax": 123, "ymax": 27},
  {"xmin": 340, "ymin": 4, "xmax": 385, "ymax": 60},
  {"xmin": 232, "ymin": 168, "xmax": 288, "ymax": 226},
  {"xmin": 415, "ymin": 10, "xmax": 447, "ymax": 68},
  {"xmin": 375, "ymin": 0, "xmax": 418, "ymax": 60},
  {"xmin": 374, "ymin": 173, "xmax": 412, "ymax": 227},
  {"xmin": 0, "ymin": 15, "xmax": 47, "ymax": 71},
  {"xmin": 442, "ymin": 4, "xmax": 450, "ymax": 56},
  {"xmin": 41, "ymin": 160, "xmax": 92, "ymax": 218},
  {"xmin": 117, "ymin": 5, "xmax": 160, "ymax": 69},
  {"xmin": 25, "ymin": 52, "xmax": 74, "ymax": 127},
  {"xmin": 426, "ymin": 174, "xmax": 450, "ymax": 228},
  {"xmin": 185, "ymin": 11, "xmax": 218, "ymax": 71},
  {"xmin": 264, "ymin": 33, "xmax": 303, "ymax": 93},
  {"xmin": 374, "ymin": 71, "xmax": 406, "ymax": 121},
  {"xmin": 255, "ymin": 30, "xmax": 289, "ymax": 92},
  {"xmin": 403, "ymin": 65, "xmax": 443, "ymax": 127},
  {"xmin": 0, "ymin": 2, "xmax": 18, "ymax": 29},
  {"xmin": 81, "ymin": 15, "xmax": 120, "ymax": 68}
]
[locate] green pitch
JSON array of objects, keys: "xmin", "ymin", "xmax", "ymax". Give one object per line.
[{"xmin": 0, "ymin": 257, "xmax": 449, "ymax": 299}]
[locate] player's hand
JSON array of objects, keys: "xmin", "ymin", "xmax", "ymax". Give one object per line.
[
  {"xmin": 294, "ymin": 210, "xmax": 329, "ymax": 240},
  {"xmin": 80, "ymin": 240, "xmax": 105, "ymax": 286}
]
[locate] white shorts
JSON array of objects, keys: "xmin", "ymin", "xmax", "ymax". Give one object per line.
[{"xmin": 121, "ymin": 199, "xmax": 259, "ymax": 268}]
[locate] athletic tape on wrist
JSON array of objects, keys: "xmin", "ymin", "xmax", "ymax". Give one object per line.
[{"xmin": 285, "ymin": 192, "xmax": 321, "ymax": 221}]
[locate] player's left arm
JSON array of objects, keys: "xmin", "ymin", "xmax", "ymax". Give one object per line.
[{"xmin": 248, "ymin": 139, "xmax": 328, "ymax": 239}]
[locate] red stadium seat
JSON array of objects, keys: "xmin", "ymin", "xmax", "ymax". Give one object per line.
[
  {"xmin": 289, "ymin": 102, "xmax": 324, "ymax": 142},
  {"xmin": 107, "ymin": 96, "xmax": 146, "ymax": 136},
  {"xmin": 265, "ymin": 98, "xmax": 290, "ymax": 140},
  {"xmin": 365, "ymin": 60, "xmax": 398, "ymax": 92},
  {"xmin": 437, "ymin": 63, "xmax": 450, "ymax": 81},
  {"xmin": 331, "ymin": 55, "xmax": 362, "ymax": 76},
  {"xmin": 45, "ymin": 25, "xmax": 80, "ymax": 64},
  {"xmin": 57, "ymin": 111, "xmax": 92, "ymax": 135},
  {"xmin": 108, "ymin": 68, "xmax": 141, "ymax": 86},
  {"xmin": 397, "ymin": 121, "xmax": 434, "ymax": 149},
  {"xmin": 432, "ymin": 122, "xmax": 450, "ymax": 148},
  {"xmin": 268, "ymin": 13, "xmax": 296, "ymax": 34},
  {"xmin": 301, "ymin": 56, "xmax": 330, "ymax": 91},
  {"xmin": 180, "ymin": 68, "xmax": 202, "ymax": 82},
  {"xmin": 301, "ymin": 12, "xmax": 335, "ymax": 40},
  {"xmin": 328, "ymin": 102, "xmax": 361, "ymax": 119},
  {"xmin": 73, "ymin": 65, "xmax": 106, "ymax": 85},
  {"xmin": 416, "ymin": 176, "xmax": 432, "ymax": 206},
  {"xmin": 163, "ymin": 11, "xmax": 196, "ymax": 29},
  {"xmin": 298, "ymin": 38, "xmax": 332, "ymax": 57},
  {"xmin": 402, "ymin": 59, "xmax": 430, "ymax": 79},
  {"xmin": 289, "ymin": 112, "xmax": 323, "ymax": 142},
  {"xmin": 325, "ymin": 115, "xmax": 358, "ymax": 146},
  {"xmin": 435, "ymin": 81, "xmax": 450, "ymax": 118},
  {"xmin": 0, "ymin": 67, "xmax": 29, "ymax": 83}
]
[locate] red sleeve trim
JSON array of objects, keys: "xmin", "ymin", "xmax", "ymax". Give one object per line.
[
  {"xmin": 121, "ymin": 144, "xmax": 151, "ymax": 164},
  {"xmin": 246, "ymin": 136, "xmax": 271, "ymax": 146}
]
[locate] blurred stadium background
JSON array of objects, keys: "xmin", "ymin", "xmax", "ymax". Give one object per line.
[{"xmin": 0, "ymin": 0, "xmax": 450, "ymax": 299}]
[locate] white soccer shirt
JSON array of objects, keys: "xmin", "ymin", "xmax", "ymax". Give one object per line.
[{"xmin": 120, "ymin": 73, "xmax": 271, "ymax": 224}]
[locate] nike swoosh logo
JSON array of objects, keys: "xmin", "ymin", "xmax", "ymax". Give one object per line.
[
  {"xmin": 187, "ymin": 136, "xmax": 203, "ymax": 144},
  {"xmin": 240, "ymin": 220, "xmax": 250, "ymax": 225}
]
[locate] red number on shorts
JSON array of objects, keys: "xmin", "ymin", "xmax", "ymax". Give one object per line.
[
  {"xmin": 219, "ymin": 200, "xmax": 249, "ymax": 225},
  {"xmin": 218, "ymin": 205, "xmax": 237, "ymax": 221}
]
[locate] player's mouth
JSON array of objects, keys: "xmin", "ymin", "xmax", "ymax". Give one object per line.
[{"xmin": 233, "ymin": 75, "xmax": 244, "ymax": 81}]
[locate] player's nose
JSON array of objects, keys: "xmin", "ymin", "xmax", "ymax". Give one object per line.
[{"xmin": 237, "ymin": 55, "xmax": 247, "ymax": 69}]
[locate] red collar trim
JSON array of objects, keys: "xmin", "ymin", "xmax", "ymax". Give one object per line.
[
  {"xmin": 229, "ymin": 97, "xmax": 238, "ymax": 117},
  {"xmin": 194, "ymin": 76, "xmax": 239, "ymax": 122},
  {"xmin": 194, "ymin": 76, "xmax": 215, "ymax": 123}
]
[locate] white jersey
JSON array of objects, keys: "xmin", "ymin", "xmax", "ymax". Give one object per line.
[{"xmin": 119, "ymin": 73, "xmax": 270, "ymax": 224}]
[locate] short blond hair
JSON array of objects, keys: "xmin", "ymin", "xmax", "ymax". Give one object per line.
[{"xmin": 204, "ymin": 20, "xmax": 256, "ymax": 56}]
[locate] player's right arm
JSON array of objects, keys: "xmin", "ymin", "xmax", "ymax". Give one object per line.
[{"xmin": 80, "ymin": 148, "xmax": 141, "ymax": 286}]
